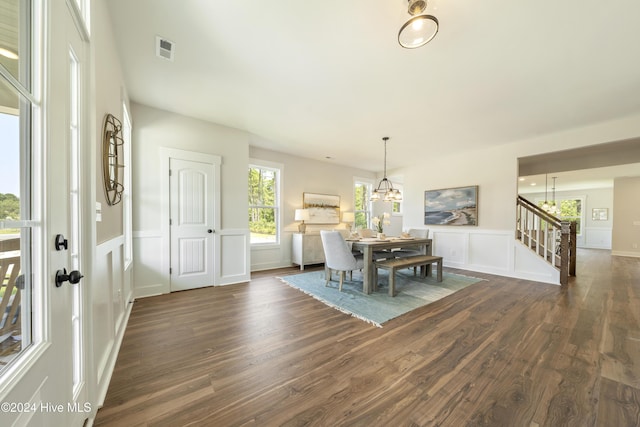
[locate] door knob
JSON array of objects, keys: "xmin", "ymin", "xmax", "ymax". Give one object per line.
[
  {"xmin": 55, "ymin": 268, "xmax": 84, "ymax": 287},
  {"xmin": 207, "ymin": 229, "xmax": 213, "ymax": 233}
]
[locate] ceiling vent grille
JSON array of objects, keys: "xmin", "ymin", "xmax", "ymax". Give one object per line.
[{"xmin": 156, "ymin": 36, "xmax": 175, "ymax": 61}]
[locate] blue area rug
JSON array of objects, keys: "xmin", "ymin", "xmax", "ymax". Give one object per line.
[{"xmin": 278, "ymin": 269, "xmax": 484, "ymax": 327}]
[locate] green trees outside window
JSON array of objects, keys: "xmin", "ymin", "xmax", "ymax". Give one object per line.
[
  {"xmin": 0, "ymin": 193, "xmax": 20, "ymax": 221},
  {"xmin": 354, "ymin": 182, "xmax": 371, "ymax": 230},
  {"xmin": 558, "ymin": 199, "xmax": 582, "ymax": 234},
  {"xmin": 248, "ymin": 166, "xmax": 279, "ymax": 244},
  {"xmin": 538, "ymin": 198, "xmax": 582, "ymax": 235}
]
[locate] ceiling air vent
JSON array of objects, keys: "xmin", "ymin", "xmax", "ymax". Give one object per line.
[{"xmin": 155, "ymin": 36, "xmax": 175, "ymax": 61}]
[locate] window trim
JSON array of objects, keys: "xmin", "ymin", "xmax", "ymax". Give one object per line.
[
  {"xmin": 0, "ymin": 0, "xmax": 47, "ymax": 388},
  {"xmin": 249, "ymin": 159, "xmax": 282, "ymax": 247},
  {"xmin": 354, "ymin": 177, "xmax": 374, "ymax": 230},
  {"xmin": 122, "ymin": 102, "xmax": 133, "ymax": 269},
  {"xmin": 66, "ymin": 0, "xmax": 90, "ymax": 40}
]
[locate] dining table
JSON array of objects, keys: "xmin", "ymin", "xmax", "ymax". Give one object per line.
[{"xmin": 349, "ymin": 237, "xmax": 433, "ymax": 294}]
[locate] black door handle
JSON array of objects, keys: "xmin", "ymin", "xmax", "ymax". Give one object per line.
[
  {"xmin": 207, "ymin": 229, "xmax": 213, "ymax": 233},
  {"xmin": 55, "ymin": 269, "xmax": 84, "ymax": 287},
  {"xmin": 55, "ymin": 234, "xmax": 68, "ymax": 250}
]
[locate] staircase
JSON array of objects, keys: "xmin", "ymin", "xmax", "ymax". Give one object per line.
[{"xmin": 516, "ymin": 196, "xmax": 576, "ymax": 285}]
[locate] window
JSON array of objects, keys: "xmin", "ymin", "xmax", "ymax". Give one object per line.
[
  {"xmin": 248, "ymin": 162, "xmax": 281, "ymax": 245},
  {"xmin": 122, "ymin": 103, "xmax": 133, "ymax": 268},
  {"xmin": 558, "ymin": 198, "xmax": 583, "ymax": 235},
  {"xmin": 391, "ymin": 184, "xmax": 403, "ymax": 215},
  {"xmin": 354, "ymin": 180, "xmax": 373, "ymax": 229},
  {"xmin": 537, "ymin": 197, "xmax": 584, "ymax": 235},
  {"xmin": 69, "ymin": 46, "xmax": 84, "ymax": 395},
  {"xmin": 0, "ymin": 0, "xmax": 37, "ymax": 372}
]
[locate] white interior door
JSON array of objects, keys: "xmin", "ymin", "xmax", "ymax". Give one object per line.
[
  {"xmin": 0, "ymin": 2, "xmax": 87, "ymax": 426},
  {"xmin": 170, "ymin": 158, "xmax": 216, "ymax": 291}
]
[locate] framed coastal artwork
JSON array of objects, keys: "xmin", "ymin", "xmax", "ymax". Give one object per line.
[
  {"xmin": 303, "ymin": 192, "xmax": 340, "ymax": 224},
  {"xmin": 424, "ymin": 185, "xmax": 478, "ymax": 226}
]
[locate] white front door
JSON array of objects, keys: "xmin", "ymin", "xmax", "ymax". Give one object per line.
[
  {"xmin": 170, "ymin": 158, "xmax": 216, "ymax": 291},
  {"xmin": 0, "ymin": 2, "xmax": 88, "ymax": 426}
]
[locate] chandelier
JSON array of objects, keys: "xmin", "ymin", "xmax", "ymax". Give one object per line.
[
  {"xmin": 371, "ymin": 137, "xmax": 402, "ymax": 202},
  {"xmin": 541, "ymin": 174, "xmax": 559, "ymax": 215},
  {"xmin": 398, "ymin": 0, "xmax": 439, "ymax": 49}
]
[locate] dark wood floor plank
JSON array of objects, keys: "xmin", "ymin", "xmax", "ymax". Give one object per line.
[
  {"xmin": 95, "ymin": 250, "xmax": 640, "ymax": 426},
  {"xmin": 597, "ymin": 377, "xmax": 640, "ymax": 427}
]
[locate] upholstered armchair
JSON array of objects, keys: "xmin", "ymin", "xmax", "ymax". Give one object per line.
[{"xmin": 320, "ymin": 230, "xmax": 365, "ymax": 291}]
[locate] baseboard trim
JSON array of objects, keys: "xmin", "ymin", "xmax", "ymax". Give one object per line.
[
  {"xmin": 611, "ymin": 250, "xmax": 640, "ymax": 258},
  {"xmin": 91, "ymin": 298, "xmax": 135, "ymax": 418}
]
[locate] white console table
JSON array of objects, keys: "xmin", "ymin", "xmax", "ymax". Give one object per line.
[{"xmin": 292, "ymin": 233, "xmax": 325, "ymax": 270}]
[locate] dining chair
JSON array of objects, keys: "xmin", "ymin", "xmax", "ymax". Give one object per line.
[
  {"xmin": 393, "ymin": 228, "xmax": 430, "ymax": 274},
  {"xmin": 355, "ymin": 228, "xmax": 393, "ymax": 260},
  {"xmin": 358, "ymin": 228, "xmax": 376, "ymax": 238},
  {"xmin": 320, "ymin": 230, "xmax": 365, "ymax": 291}
]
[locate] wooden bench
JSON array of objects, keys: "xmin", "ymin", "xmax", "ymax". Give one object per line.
[{"xmin": 374, "ymin": 255, "xmax": 443, "ymax": 297}]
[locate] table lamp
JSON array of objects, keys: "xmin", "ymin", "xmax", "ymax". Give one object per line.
[
  {"xmin": 342, "ymin": 211, "xmax": 355, "ymax": 232},
  {"xmin": 294, "ymin": 209, "xmax": 310, "ymax": 233}
]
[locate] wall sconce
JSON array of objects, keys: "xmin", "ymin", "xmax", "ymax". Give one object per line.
[{"xmin": 295, "ymin": 209, "xmax": 310, "ymax": 233}]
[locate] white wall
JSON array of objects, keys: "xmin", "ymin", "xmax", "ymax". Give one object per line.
[
  {"xmin": 612, "ymin": 176, "xmax": 640, "ymax": 257},
  {"xmin": 132, "ymin": 103, "xmax": 251, "ymax": 297},
  {"xmin": 398, "ymin": 112, "xmax": 640, "ymax": 283},
  {"xmin": 90, "ymin": 0, "xmax": 136, "ymax": 413},
  {"xmin": 522, "ymin": 187, "xmax": 614, "ymax": 249},
  {"xmin": 249, "ymin": 146, "xmax": 376, "ymax": 271}
]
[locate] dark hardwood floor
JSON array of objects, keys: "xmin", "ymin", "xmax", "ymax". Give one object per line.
[{"xmin": 94, "ymin": 249, "xmax": 640, "ymax": 426}]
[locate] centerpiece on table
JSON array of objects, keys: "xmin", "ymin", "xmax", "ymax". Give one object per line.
[{"xmin": 372, "ymin": 212, "xmax": 391, "ymax": 239}]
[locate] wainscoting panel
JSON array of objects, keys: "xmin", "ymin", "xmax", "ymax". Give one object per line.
[
  {"xmin": 95, "ymin": 235, "xmax": 134, "ymax": 406},
  {"xmin": 582, "ymin": 227, "xmax": 612, "ymax": 249},
  {"xmin": 430, "ymin": 228, "xmax": 559, "ymax": 284},
  {"xmin": 513, "ymin": 242, "xmax": 560, "ymax": 284},
  {"xmin": 133, "ymin": 230, "xmax": 168, "ymax": 298},
  {"xmin": 218, "ymin": 229, "xmax": 251, "ymax": 285},
  {"xmin": 468, "ymin": 232, "xmax": 511, "ymax": 271},
  {"xmin": 431, "ymin": 231, "xmax": 468, "ymax": 266}
]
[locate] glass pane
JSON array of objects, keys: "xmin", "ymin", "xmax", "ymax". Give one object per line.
[
  {"xmin": 249, "ymin": 207, "xmax": 277, "ymax": 244},
  {"xmin": 0, "ymin": 0, "xmax": 29, "ymax": 88},
  {"xmin": 0, "ymin": 75, "xmax": 32, "ymax": 371},
  {"xmin": 354, "ymin": 212, "xmax": 369, "ymax": 230},
  {"xmin": 355, "ymin": 183, "xmax": 370, "ymax": 211},
  {"xmin": 0, "ymin": 86, "xmax": 21, "ymax": 215},
  {"xmin": 248, "ymin": 167, "xmax": 276, "ymax": 207}
]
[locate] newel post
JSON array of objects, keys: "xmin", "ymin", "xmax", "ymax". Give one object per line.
[
  {"xmin": 569, "ymin": 221, "xmax": 577, "ymax": 277},
  {"xmin": 560, "ymin": 221, "xmax": 571, "ymax": 285}
]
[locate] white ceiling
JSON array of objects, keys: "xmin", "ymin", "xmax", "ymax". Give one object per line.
[{"xmin": 105, "ymin": 0, "xmax": 640, "ymax": 172}]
